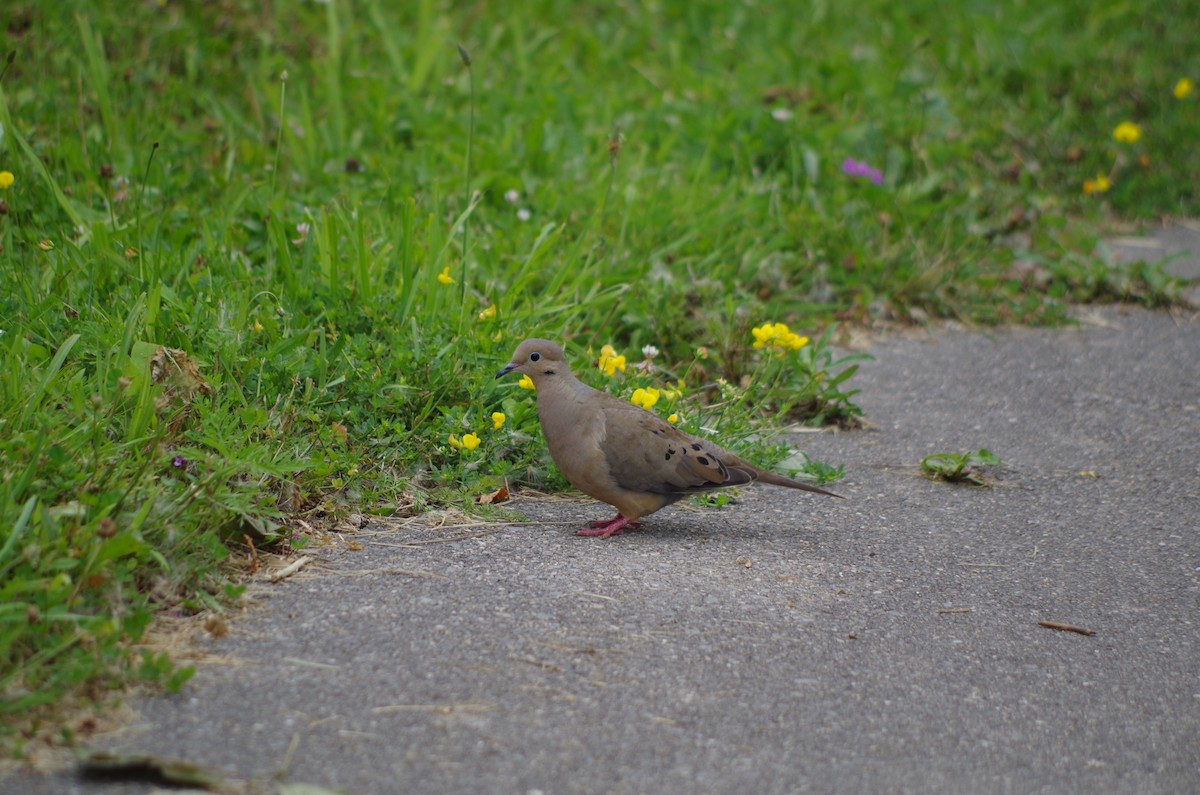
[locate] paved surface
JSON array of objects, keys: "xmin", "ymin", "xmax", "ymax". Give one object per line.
[{"xmin": 6, "ymin": 225, "xmax": 1199, "ymax": 794}]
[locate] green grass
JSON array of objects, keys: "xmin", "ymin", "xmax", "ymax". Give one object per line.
[{"xmin": 0, "ymin": 0, "xmax": 1196, "ymax": 740}]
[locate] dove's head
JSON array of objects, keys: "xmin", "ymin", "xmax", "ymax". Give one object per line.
[{"xmin": 496, "ymin": 338, "xmax": 570, "ymax": 383}]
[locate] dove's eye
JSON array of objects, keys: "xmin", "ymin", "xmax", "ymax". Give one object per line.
[{"xmin": 529, "ymin": 352, "xmax": 541, "ymax": 362}]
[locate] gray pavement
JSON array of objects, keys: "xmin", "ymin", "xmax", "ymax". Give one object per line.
[{"xmin": 5, "ymin": 225, "xmax": 1200, "ymax": 795}]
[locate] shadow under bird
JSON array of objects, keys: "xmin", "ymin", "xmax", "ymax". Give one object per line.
[{"xmin": 496, "ymin": 338, "xmax": 840, "ymax": 539}]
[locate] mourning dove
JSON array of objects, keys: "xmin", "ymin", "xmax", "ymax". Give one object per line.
[{"xmin": 496, "ymin": 338, "xmax": 840, "ymax": 538}]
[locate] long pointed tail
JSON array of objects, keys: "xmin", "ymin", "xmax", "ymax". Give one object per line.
[{"xmin": 749, "ymin": 467, "xmax": 843, "ymax": 498}]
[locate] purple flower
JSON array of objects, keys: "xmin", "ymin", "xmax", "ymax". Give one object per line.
[
  {"xmin": 842, "ymin": 158, "xmax": 884, "ymax": 185},
  {"xmin": 172, "ymin": 455, "xmax": 187, "ymax": 468}
]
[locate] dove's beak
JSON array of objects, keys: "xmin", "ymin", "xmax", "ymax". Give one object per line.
[{"xmin": 495, "ymin": 362, "xmax": 518, "ymax": 379}]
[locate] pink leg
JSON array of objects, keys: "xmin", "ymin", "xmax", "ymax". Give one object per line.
[
  {"xmin": 585, "ymin": 514, "xmax": 641, "ymax": 529},
  {"xmin": 577, "ymin": 515, "xmax": 639, "ymax": 539}
]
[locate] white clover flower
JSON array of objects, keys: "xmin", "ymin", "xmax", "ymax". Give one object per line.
[{"xmin": 292, "ymin": 223, "xmax": 311, "ymax": 245}]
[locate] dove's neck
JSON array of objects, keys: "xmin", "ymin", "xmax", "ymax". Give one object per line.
[
  {"xmin": 536, "ymin": 368, "xmax": 593, "ymax": 401},
  {"xmin": 534, "ymin": 369, "xmax": 600, "ymax": 448}
]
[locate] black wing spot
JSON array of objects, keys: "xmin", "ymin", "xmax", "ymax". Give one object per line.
[
  {"xmin": 665, "ymin": 447, "xmax": 676, "ymax": 460},
  {"xmin": 691, "ymin": 443, "xmax": 702, "ymax": 451},
  {"xmin": 696, "ymin": 456, "xmax": 710, "ymax": 466}
]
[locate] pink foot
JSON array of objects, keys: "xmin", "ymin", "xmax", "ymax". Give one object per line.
[
  {"xmin": 585, "ymin": 515, "xmax": 642, "ymax": 530},
  {"xmin": 577, "ymin": 515, "xmax": 639, "ymax": 539}
]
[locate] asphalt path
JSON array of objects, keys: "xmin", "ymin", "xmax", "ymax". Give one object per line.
[{"xmin": 6, "ymin": 226, "xmax": 1199, "ymax": 795}]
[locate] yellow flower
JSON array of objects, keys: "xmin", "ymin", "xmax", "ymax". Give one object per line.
[
  {"xmin": 0, "ymin": 171, "xmax": 13, "ymax": 190},
  {"xmin": 598, "ymin": 344, "xmax": 626, "ymax": 376},
  {"xmin": 630, "ymin": 387, "xmax": 660, "ymax": 409},
  {"xmin": 1174, "ymin": 78, "xmax": 1193, "ymax": 100},
  {"xmin": 1113, "ymin": 121, "xmax": 1141, "ymax": 144},
  {"xmin": 437, "ymin": 266, "xmax": 454, "ymax": 285},
  {"xmin": 518, "ymin": 374, "xmax": 535, "ymax": 390},
  {"xmin": 667, "ymin": 413, "xmax": 679, "ymax": 424},
  {"xmin": 1084, "ymin": 174, "xmax": 1111, "ymax": 195},
  {"xmin": 603, "ymin": 354, "xmax": 626, "ymax": 375},
  {"xmin": 252, "ymin": 320, "xmax": 264, "ymax": 333},
  {"xmin": 491, "ymin": 412, "xmax": 506, "ymax": 430},
  {"xmin": 751, "ymin": 322, "xmax": 809, "ymax": 353},
  {"xmin": 783, "ymin": 333, "xmax": 808, "ymax": 351},
  {"xmin": 449, "ymin": 432, "xmax": 481, "ymax": 451},
  {"xmin": 478, "ymin": 304, "xmax": 497, "ymax": 320}
]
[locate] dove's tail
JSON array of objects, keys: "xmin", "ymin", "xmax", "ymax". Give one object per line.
[{"xmin": 750, "ymin": 467, "xmax": 842, "ymax": 498}]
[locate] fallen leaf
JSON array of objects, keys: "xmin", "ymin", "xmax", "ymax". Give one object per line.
[
  {"xmin": 148, "ymin": 346, "xmax": 213, "ymax": 398},
  {"xmin": 204, "ymin": 616, "xmax": 229, "ymax": 638},
  {"xmin": 476, "ymin": 486, "xmax": 510, "ymax": 505}
]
